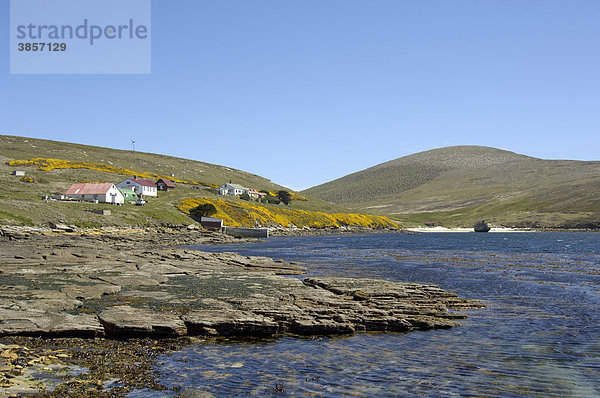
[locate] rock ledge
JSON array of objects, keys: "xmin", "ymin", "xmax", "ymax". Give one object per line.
[{"xmin": 0, "ymin": 232, "xmax": 484, "ymax": 339}]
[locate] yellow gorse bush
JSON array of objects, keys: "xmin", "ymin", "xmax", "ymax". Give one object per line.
[
  {"xmin": 6, "ymin": 158, "xmax": 219, "ymax": 188},
  {"xmin": 176, "ymin": 197, "xmax": 399, "ymax": 229},
  {"xmin": 264, "ymin": 191, "xmax": 308, "ymax": 201}
]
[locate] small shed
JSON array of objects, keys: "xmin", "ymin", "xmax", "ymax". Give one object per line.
[
  {"xmin": 12, "ymin": 170, "xmax": 25, "ymax": 176},
  {"xmin": 200, "ymin": 217, "xmax": 223, "ymax": 230},
  {"xmin": 156, "ymin": 178, "xmax": 176, "ymax": 191}
]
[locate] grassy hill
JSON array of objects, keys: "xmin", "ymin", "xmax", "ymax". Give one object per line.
[
  {"xmin": 303, "ymin": 146, "xmax": 600, "ymax": 229},
  {"xmin": 0, "ymin": 135, "xmax": 395, "ymax": 228}
]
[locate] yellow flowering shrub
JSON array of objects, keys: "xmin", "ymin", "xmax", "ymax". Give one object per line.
[
  {"xmin": 289, "ymin": 192, "xmax": 308, "ymax": 201},
  {"xmin": 176, "ymin": 197, "xmax": 399, "ymax": 229},
  {"xmin": 6, "ymin": 158, "xmax": 218, "ymax": 188},
  {"xmin": 20, "ymin": 176, "xmax": 35, "ymax": 183},
  {"xmin": 263, "ymin": 191, "xmax": 308, "ymax": 201}
]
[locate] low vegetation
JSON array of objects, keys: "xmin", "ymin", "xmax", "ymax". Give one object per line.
[
  {"xmin": 176, "ymin": 197, "xmax": 400, "ymax": 229},
  {"xmin": 7, "ymin": 158, "xmax": 219, "ymax": 188}
]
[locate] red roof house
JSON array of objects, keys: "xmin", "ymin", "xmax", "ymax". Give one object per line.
[
  {"xmin": 156, "ymin": 178, "xmax": 176, "ymax": 191},
  {"xmin": 65, "ymin": 183, "xmax": 124, "ymax": 204},
  {"xmin": 246, "ymin": 188, "xmax": 267, "ymax": 199}
]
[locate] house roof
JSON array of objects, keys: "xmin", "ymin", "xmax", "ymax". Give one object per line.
[
  {"xmin": 247, "ymin": 188, "xmax": 267, "ymax": 196},
  {"xmin": 226, "ymin": 183, "xmax": 247, "ymax": 190},
  {"xmin": 157, "ymin": 178, "xmax": 175, "ymax": 188},
  {"xmin": 117, "ymin": 187, "xmax": 138, "ymax": 197},
  {"xmin": 122, "ymin": 178, "xmax": 156, "ymax": 187},
  {"xmin": 201, "ymin": 217, "xmax": 223, "ymax": 222},
  {"xmin": 134, "ymin": 179, "xmax": 156, "ymax": 187},
  {"xmin": 66, "ymin": 183, "xmax": 114, "ymax": 195}
]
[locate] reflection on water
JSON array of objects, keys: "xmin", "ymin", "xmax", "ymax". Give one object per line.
[{"xmin": 154, "ymin": 233, "xmax": 600, "ymax": 397}]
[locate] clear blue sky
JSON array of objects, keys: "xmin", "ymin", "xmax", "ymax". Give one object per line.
[{"xmin": 2, "ymin": 1, "xmax": 599, "ymax": 190}]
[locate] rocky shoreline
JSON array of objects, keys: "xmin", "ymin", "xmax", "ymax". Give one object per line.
[{"xmin": 0, "ymin": 227, "xmax": 484, "ymax": 396}]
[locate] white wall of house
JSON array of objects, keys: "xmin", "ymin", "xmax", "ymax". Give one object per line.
[
  {"xmin": 140, "ymin": 185, "xmax": 157, "ymax": 196},
  {"xmin": 106, "ymin": 184, "xmax": 125, "ymax": 204},
  {"xmin": 218, "ymin": 184, "xmax": 247, "ymax": 196},
  {"xmin": 66, "ymin": 184, "xmax": 124, "ymax": 204},
  {"xmin": 116, "ymin": 179, "xmax": 158, "ymax": 197}
]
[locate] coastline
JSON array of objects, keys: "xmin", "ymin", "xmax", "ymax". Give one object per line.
[
  {"xmin": 0, "ymin": 228, "xmax": 483, "ymax": 396},
  {"xmin": 268, "ymin": 226, "xmax": 402, "ymax": 236},
  {"xmin": 406, "ymin": 226, "xmax": 600, "ymax": 233},
  {"xmin": 405, "ymin": 226, "xmax": 535, "ymax": 233}
]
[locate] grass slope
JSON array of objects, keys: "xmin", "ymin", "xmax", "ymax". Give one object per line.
[
  {"xmin": 0, "ymin": 135, "xmax": 348, "ymax": 227},
  {"xmin": 303, "ymin": 146, "xmax": 600, "ymax": 228}
]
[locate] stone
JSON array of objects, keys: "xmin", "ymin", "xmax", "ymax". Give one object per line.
[
  {"xmin": 0, "ymin": 311, "xmax": 104, "ymax": 337},
  {"xmin": 179, "ymin": 389, "xmax": 216, "ymax": 398},
  {"xmin": 60, "ymin": 284, "xmax": 121, "ymax": 299},
  {"xmin": 289, "ymin": 319, "xmax": 355, "ymax": 335},
  {"xmin": 183, "ymin": 309, "xmax": 279, "ymax": 337},
  {"xmin": 99, "ymin": 306, "xmax": 187, "ymax": 337},
  {"xmin": 48, "ymin": 223, "xmax": 77, "ymax": 232},
  {"xmin": 93, "ymin": 273, "xmax": 168, "ymax": 286}
]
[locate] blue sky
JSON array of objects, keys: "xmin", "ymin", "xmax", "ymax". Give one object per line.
[{"xmin": 2, "ymin": 1, "xmax": 599, "ymax": 190}]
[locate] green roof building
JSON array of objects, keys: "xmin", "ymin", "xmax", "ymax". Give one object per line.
[{"xmin": 118, "ymin": 187, "xmax": 139, "ymax": 203}]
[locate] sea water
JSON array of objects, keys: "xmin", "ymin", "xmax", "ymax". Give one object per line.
[{"xmin": 153, "ymin": 232, "xmax": 600, "ymax": 397}]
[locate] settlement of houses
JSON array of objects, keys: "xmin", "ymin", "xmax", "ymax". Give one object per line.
[{"xmin": 62, "ymin": 176, "xmax": 171, "ymax": 204}]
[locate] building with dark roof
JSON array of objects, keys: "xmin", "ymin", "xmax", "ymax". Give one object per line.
[{"xmin": 156, "ymin": 178, "xmax": 176, "ymax": 191}]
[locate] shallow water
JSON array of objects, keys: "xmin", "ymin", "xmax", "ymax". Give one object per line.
[{"xmin": 153, "ymin": 232, "xmax": 600, "ymax": 397}]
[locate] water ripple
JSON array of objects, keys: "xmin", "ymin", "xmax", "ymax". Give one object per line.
[{"xmin": 156, "ymin": 233, "xmax": 600, "ymax": 397}]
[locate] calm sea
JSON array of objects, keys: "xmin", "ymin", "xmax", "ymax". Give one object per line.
[{"xmin": 150, "ymin": 232, "xmax": 600, "ymax": 397}]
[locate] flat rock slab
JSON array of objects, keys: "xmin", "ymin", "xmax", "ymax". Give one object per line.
[
  {"xmin": 93, "ymin": 273, "xmax": 168, "ymax": 287},
  {"xmin": 304, "ymin": 277, "xmax": 485, "ymax": 310},
  {"xmin": 61, "ymin": 284, "xmax": 122, "ymax": 300},
  {"xmin": 183, "ymin": 309, "xmax": 279, "ymax": 337},
  {"xmin": 99, "ymin": 306, "xmax": 187, "ymax": 337},
  {"xmin": 0, "ymin": 310, "xmax": 104, "ymax": 338},
  {"xmin": 0, "ymin": 232, "xmax": 485, "ymax": 339}
]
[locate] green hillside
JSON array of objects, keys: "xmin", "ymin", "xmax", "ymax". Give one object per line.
[
  {"xmin": 303, "ymin": 146, "xmax": 600, "ymax": 229},
  {"xmin": 1, "ymin": 135, "xmax": 290, "ymax": 191},
  {"xmin": 0, "ymin": 135, "xmax": 349, "ymax": 227}
]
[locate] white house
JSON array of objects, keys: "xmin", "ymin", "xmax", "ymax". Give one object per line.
[
  {"xmin": 12, "ymin": 170, "xmax": 25, "ymax": 176},
  {"xmin": 116, "ymin": 178, "xmax": 158, "ymax": 197},
  {"xmin": 218, "ymin": 183, "xmax": 248, "ymax": 196},
  {"xmin": 246, "ymin": 188, "xmax": 267, "ymax": 199},
  {"xmin": 65, "ymin": 183, "xmax": 124, "ymax": 204}
]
